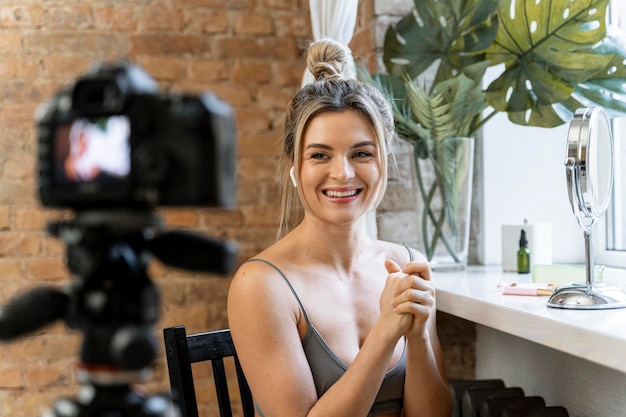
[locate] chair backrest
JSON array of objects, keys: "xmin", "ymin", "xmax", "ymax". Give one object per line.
[{"xmin": 163, "ymin": 325, "xmax": 254, "ymax": 417}]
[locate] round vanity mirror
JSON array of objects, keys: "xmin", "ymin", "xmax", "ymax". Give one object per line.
[
  {"xmin": 583, "ymin": 108, "xmax": 612, "ymax": 219},
  {"xmin": 548, "ymin": 107, "xmax": 626, "ymax": 309}
]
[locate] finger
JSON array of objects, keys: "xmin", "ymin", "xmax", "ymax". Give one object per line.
[
  {"xmin": 385, "ymin": 259, "xmax": 402, "ymax": 274},
  {"xmin": 393, "ymin": 286, "xmax": 435, "ymax": 308},
  {"xmin": 393, "ymin": 298, "xmax": 432, "ymax": 321},
  {"xmin": 393, "ymin": 272, "xmax": 432, "ymax": 297},
  {"xmin": 403, "ymin": 261, "xmax": 431, "ymax": 281}
]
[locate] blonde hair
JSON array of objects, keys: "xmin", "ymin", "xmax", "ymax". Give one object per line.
[{"xmin": 277, "ymin": 38, "xmax": 395, "ymax": 239}]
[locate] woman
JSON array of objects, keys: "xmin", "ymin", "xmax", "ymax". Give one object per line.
[{"xmin": 227, "ymin": 38, "xmax": 453, "ymax": 417}]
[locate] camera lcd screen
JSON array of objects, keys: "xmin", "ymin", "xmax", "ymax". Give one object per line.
[{"xmin": 53, "ymin": 116, "xmax": 131, "ymax": 186}]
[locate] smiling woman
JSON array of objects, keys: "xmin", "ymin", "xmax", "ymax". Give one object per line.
[
  {"xmin": 299, "ymin": 111, "xmax": 381, "ymax": 220},
  {"xmin": 226, "ymin": 38, "xmax": 453, "ymax": 417}
]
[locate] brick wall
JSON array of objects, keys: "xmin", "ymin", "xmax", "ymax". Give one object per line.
[
  {"xmin": 0, "ymin": 1, "xmax": 471, "ymax": 416},
  {"xmin": 0, "ymin": 1, "xmax": 315, "ymax": 415}
]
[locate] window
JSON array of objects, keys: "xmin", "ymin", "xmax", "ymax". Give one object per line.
[{"xmin": 598, "ymin": 1, "xmax": 626, "ymax": 267}]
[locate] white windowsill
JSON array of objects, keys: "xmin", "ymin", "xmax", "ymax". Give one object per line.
[{"xmin": 434, "ymin": 265, "xmax": 626, "ymax": 374}]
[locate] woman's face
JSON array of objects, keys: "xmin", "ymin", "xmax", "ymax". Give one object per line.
[{"xmin": 298, "ymin": 110, "xmax": 382, "ymax": 226}]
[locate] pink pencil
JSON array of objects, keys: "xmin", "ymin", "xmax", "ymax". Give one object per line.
[{"xmin": 503, "ymin": 286, "xmax": 555, "ymax": 296}]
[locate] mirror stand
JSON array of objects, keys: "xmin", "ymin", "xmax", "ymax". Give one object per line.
[
  {"xmin": 548, "ymin": 230, "xmax": 626, "ymax": 309},
  {"xmin": 547, "ymin": 107, "xmax": 626, "ymax": 309}
]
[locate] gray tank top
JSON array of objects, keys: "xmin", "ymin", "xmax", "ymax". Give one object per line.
[{"xmin": 248, "ymin": 251, "xmax": 411, "ymax": 416}]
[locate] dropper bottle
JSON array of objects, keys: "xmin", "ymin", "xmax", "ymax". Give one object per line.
[{"xmin": 517, "ymin": 226, "xmax": 530, "ymax": 274}]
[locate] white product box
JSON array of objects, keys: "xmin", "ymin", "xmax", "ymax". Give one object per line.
[{"xmin": 501, "ymin": 223, "xmax": 553, "ymax": 272}]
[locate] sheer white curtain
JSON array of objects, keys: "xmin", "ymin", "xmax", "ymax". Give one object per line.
[
  {"xmin": 302, "ymin": 0, "xmax": 377, "ymax": 238},
  {"xmin": 301, "ymin": 0, "xmax": 358, "ymax": 86}
]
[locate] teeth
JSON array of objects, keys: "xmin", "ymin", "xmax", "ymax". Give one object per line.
[{"xmin": 326, "ymin": 190, "xmax": 357, "ymax": 198}]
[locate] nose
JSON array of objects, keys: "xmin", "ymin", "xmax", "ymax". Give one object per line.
[{"xmin": 330, "ymin": 157, "xmax": 355, "ymax": 181}]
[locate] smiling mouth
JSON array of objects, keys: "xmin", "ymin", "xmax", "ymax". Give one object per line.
[{"xmin": 324, "ymin": 189, "xmax": 360, "ymax": 198}]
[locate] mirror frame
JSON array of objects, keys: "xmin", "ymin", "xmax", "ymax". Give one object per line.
[
  {"xmin": 548, "ymin": 107, "xmax": 626, "ymax": 309},
  {"xmin": 565, "ymin": 107, "xmax": 614, "ymax": 232}
]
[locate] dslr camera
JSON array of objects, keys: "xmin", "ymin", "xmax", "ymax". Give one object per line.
[
  {"xmin": 36, "ymin": 61, "xmax": 236, "ymax": 210},
  {"xmin": 0, "ymin": 62, "xmax": 239, "ymax": 416}
]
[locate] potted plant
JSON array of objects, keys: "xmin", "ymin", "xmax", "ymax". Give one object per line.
[{"xmin": 360, "ymin": 0, "xmax": 626, "ymax": 269}]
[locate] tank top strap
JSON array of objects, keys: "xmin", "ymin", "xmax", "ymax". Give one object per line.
[
  {"xmin": 248, "ymin": 249, "xmax": 412, "ymax": 324},
  {"xmin": 406, "ymin": 246, "xmax": 414, "ymax": 261},
  {"xmin": 246, "ymin": 258, "xmax": 313, "ymax": 326}
]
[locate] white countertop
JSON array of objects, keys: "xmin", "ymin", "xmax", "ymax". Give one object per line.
[{"xmin": 434, "ymin": 266, "xmax": 626, "ymax": 374}]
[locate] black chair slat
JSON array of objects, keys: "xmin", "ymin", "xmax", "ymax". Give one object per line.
[
  {"xmin": 163, "ymin": 325, "xmax": 253, "ymax": 417},
  {"xmin": 164, "ymin": 326, "xmax": 200, "ymax": 417},
  {"xmin": 234, "ymin": 355, "xmax": 255, "ymax": 417},
  {"xmin": 186, "ymin": 329, "xmax": 236, "ymax": 362},
  {"xmin": 212, "ymin": 358, "xmax": 233, "ymax": 417}
]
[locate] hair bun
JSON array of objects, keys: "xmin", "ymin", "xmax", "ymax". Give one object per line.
[{"xmin": 306, "ymin": 38, "xmax": 351, "ymax": 81}]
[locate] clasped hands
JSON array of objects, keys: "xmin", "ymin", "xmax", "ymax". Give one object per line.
[{"xmin": 380, "ymin": 259, "xmax": 435, "ymax": 339}]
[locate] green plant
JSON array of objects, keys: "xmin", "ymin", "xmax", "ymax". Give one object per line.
[
  {"xmin": 359, "ymin": 0, "xmax": 626, "ymax": 265},
  {"xmin": 366, "ymin": 0, "xmax": 626, "ymax": 142}
]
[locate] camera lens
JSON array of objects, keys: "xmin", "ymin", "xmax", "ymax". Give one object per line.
[{"xmin": 134, "ymin": 144, "xmax": 169, "ymax": 184}]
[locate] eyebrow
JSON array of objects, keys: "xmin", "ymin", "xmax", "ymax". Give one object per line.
[{"xmin": 304, "ymin": 140, "xmax": 377, "ymax": 150}]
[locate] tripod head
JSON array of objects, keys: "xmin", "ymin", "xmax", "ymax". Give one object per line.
[{"xmin": 0, "ymin": 209, "xmax": 238, "ymax": 416}]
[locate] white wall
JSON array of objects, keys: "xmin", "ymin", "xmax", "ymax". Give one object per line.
[{"xmin": 481, "ymin": 112, "xmax": 586, "ymax": 265}]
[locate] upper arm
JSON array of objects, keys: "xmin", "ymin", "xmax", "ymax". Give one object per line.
[{"xmin": 227, "ymin": 262, "xmax": 318, "ymax": 417}]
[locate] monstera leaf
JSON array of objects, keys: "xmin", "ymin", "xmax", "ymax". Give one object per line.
[
  {"xmin": 486, "ymin": 0, "xmax": 620, "ymax": 126},
  {"xmin": 380, "ymin": 0, "xmax": 626, "ymax": 129},
  {"xmin": 384, "ymin": 0, "xmax": 499, "ymax": 87},
  {"xmin": 561, "ymin": 28, "xmax": 626, "ymax": 118}
]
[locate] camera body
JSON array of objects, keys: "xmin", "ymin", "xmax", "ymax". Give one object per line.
[{"xmin": 36, "ymin": 62, "xmax": 236, "ymax": 210}]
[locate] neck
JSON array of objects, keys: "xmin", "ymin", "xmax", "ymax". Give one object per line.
[{"xmin": 289, "ymin": 215, "xmax": 377, "ymax": 271}]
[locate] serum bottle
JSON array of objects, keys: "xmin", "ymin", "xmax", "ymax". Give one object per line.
[{"xmin": 517, "ymin": 228, "xmax": 530, "ymax": 274}]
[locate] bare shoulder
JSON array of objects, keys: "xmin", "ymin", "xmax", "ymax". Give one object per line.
[
  {"xmin": 229, "ymin": 253, "xmax": 288, "ymax": 303},
  {"xmin": 227, "ymin": 254, "xmax": 303, "ymax": 348},
  {"xmin": 377, "ymin": 239, "xmax": 428, "ymax": 265}
]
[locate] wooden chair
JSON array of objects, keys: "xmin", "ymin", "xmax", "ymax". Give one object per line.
[{"xmin": 163, "ymin": 325, "xmax": 254, "ymax": 417}]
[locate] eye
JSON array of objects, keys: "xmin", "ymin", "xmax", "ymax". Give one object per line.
[
  {"xmin": 353, "ymin": 150, "xmax": 374, "ymax": 159},
  {"xmin": 310, "ymin": 152, "xmax": 329, "ymax": 160}
]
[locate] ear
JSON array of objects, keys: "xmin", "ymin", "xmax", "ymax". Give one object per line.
[{"xmin": 289, "ymin": 166, "xmax": 297, "ymax": 188}]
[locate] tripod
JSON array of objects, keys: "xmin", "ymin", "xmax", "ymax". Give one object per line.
[{"xmin": 0, "ymin": 209, "xmax": 237, "ymax": 417}]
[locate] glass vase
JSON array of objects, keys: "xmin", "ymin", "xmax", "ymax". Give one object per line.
[{"xmin": 413, "ymin": 137, "xmax": 474, "ymax": 271}]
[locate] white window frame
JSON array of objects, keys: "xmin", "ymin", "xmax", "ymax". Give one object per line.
[{"xmin": 596, "ymin": 1, "xmax": 626, "ymax": 268}]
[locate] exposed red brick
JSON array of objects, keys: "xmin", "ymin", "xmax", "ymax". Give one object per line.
[
  {"xmin": 0, "ymin": 366, "xmax": 23, "ymax": 389},
  {"xmin": 0, "ymin": 32, "xmax": 21, "ymax": 54},
  {"xmin": 232, "ymin": 60, "xmax": 273, "ymax": 84},
  {"xmin": 235, "ymin": 14, "xmax": 273, "ymax": 36},
  {"xmin": 159, "ymin": 209, "xmax": 200, "ymax": 228},
  {"xmin": 130, "ymin": 34, "xmax": 212, "ymax": 56},
  {"xmin": 25, "ymin": 257, "xmax": 69, "ymax": 281},
  {"xmin": 179, "ymin": 0, "xmax": 254, "ymax": 8},
  {"xmin": 138, "ymin": 7, "xmax": 184, "ymax": 32},
  {"xmin": 93, "ymin": 5, "xmax": 140, "ymax": 32},
  {"xmin": 0, "ymin": 4, "xmax": 45, "ymax": 29},
  {"xmin": 188, "ymin": 59, "xmax": 230, "ymax": 82},
  {"xmin": 0, "ymin": 57, "xmax": 41, "ymax": 79},
  {"xmin": 185, "ymin": 10, "xmax": 230, "ymax": 34},
  {"xmin": 0, "ymin": 232, "xmax": 41, "ymax": 256},
  {"xmin": 40, "ymin": 4, "xmax": 94, "ymax": 30},
  {"xmin": 135, "ymin": 56, "xmax": 186, "ymax": 81},
  {"xmin": 42, "ymin": 56, "xmax": 91, "ymax": 79},
  {"xmin": 14, "ymin": 206, "xmax": 49, "ymax": 230},
  {"xmin": 0, "ymin": 259, "xmax": 22, "ymax": 281},
  {"xmin": 25, "ymin": 364, "xmax": 71, "ymax": 389},
  {"xmin": 275, "ymin": 13, "xmax": 311, "ymax": 37}
]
